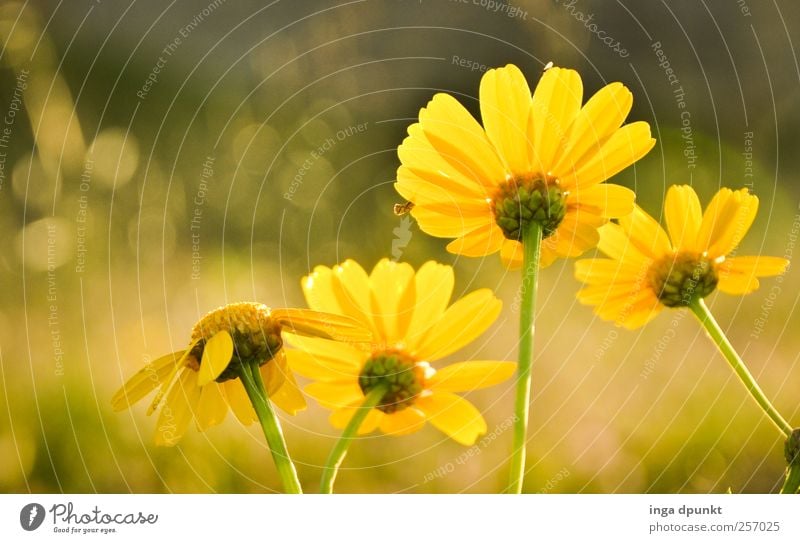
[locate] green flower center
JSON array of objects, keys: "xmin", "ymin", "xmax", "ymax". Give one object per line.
[
  {"xmin": 187, "ymin": 302, "xmax": 283, "ymax": 382},
  {"xmin": 358, "ymin": 349, "xmax": 426, "ymax": 413},
  {"xmin": 491, "ymin": 173, "xmax": 567, "ymax": 240},
  {"xmin": 649, "ymin": 253, "xmax": 718, "ymax": 307}
]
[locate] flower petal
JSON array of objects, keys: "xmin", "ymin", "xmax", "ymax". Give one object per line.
[
  {"xmin": 272, "ymin": 308, "xmax": 371, "ymax": 342},
  {"xmin": 664, "ymin": 185, "xmax": 702, "ymax": 251},
  {"xmin": 196, "ymin": 382, "xmax": 228, "ymax": 431},
  {"xmin": 428, "ymin": 361, "xmax": 515, "ymax": 392},
  {"xmin": 283, "ymin": 333, "xmax": 364, "ymax": 373},
  {"xmin": 285, "ymin": 349, "xmax": 358, "ymax": 382},
  {"xmin": 223, "ymin": 380, "xmax": 256, "ymax": 425},
  {"xmin": 552, "ymin": 82, "xmax": 633, "ymax": 176},
  {"xmin": 618, "ymin": 205, "xmax": 671, "ymax": 258},
  {"xmin": 414, "ymin": 289, "xmax": 502, "ymax": 361},
  {"xmin": 699, "ymin": 189, "xmax": 758, "ymax": 258},
  {"xmin": 197, "ymin": 331, "xmax": 233, "ymax": 386},
  {"xmin": 445, "ymin": 223, "xmax": 505, "ymax": 257},
  {"xmin": 406, "ymin": 261, "xmax": 454, "ymax": 351},
  {"xmin": 416, "ymin": 392, "xmax": 487, "ymax": 445},
  {"xmin": 369, "ymin": 259, "xmax": 416, "ymax": 344},
  {"xmin": 112, "ymin": 350, "xmax": 187, "ymax": 411},
  {"xmin": 530, "ymin": 67, "xmax": 583, "ymax": 172},
  {"xmin": 560, "ymin": 122, "xmax": 655, "ymax": 190},
  {"xmin": 270, "ymin": 369, "xmax": 307, "ymax": 415},
  {"xmin": 479, "ymin": 64, "xmax": 532, "ymax": 175},
  {"xmin": 154, "ymin": 369, "xmax": 201, "ymax": 446},
  {"xmin": 420, "ymin": 93, "xmax": 508, "ymax": 187},
  {"xmin": 301, "ymin": 266, "xmax": 341, "ymax": 314},
  {"xmin": 378, "ymin": 407, "xmax": 426, "ymax": 436},
  {"xmin": 329, "ymin": 404, "xmax": 383, "ymax": 434},
  {"xmin": 596, "ymin": 222, "xmax": 650, "ymax": 262},
  {"xmin": 716, "ymin": 256, "xmax": 788, "ymax": 295},
  {"xmin": 305, "ymin": 380, "xmax": 364, "ymax": 410},
  {"xmin": 330, "ymin": 259, "xmax": 380, "ymax": 337},
  {"xmin": 570, "ymin": 183, "xmax": 635, "ymax": 219}
]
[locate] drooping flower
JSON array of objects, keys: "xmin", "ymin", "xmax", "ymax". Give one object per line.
[
  {"xmin": 395, "ymin": 63, "xmax": 655, "ymax": 268},
  {"xmin": 575, "ymin": 185, "xmax": 789, "ymax": 328},
  {"xmin": 288, "ymin": 259, "xmax": 515, "ymax": 445},
  {"xmin": 112, "ymin": 302, "xmax": 369, "ymax": 445}
]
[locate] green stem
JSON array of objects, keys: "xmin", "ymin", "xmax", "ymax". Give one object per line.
[
  {"xmin": 689, "ymin": 298, "xmax": 792, "ymax": 437},
  {"xmin": 781, "ymin": 464, "xmax": 800, "ymax": 494},
  {"xmin": 238, "ymin": 362, "xmax": 303, "ymax": 494},
  {"xmin": 319, "ymin": 386, "xmax": 386, "ymax": 494},
  {"xmin": 508, "ymin": 222, "xmax": 542, "ymax": 494}
]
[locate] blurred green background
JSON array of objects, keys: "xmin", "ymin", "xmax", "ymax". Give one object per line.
[{"xmin": 1, "ymin": 0, "xmax": 799, "ymax": 493}]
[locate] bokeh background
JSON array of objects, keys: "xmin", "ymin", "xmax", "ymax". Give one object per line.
[{"xmin": 2, "ymin": 0, "xmax": 800, "ymax": 493}]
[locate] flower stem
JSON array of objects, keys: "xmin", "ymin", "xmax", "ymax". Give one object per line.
[
  {"xmin": 238, "ymin": 362, "xmax": 303, "ymax": 494},
  {"xmin": 508, "ymin": 222, "xmax": 542, "ymax": 494},
  {"xmin": 781, "ymin": 465, "xmax": 800, "ymax": 494},
  {"xmin": 689, "ymin": 298, "xmax": 792, "ymax": 437},
  {"xmin": 319, "ymin": 386, "xmax": 386, "ymax": 494}
]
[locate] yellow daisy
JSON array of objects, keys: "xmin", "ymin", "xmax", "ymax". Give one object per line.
[
  {"xmin": 576, "ymin": 185, "xmax": 789, "ymax": 329},
  {"xmin": 112, "ymin": 302, "xmax": 369, "ymax": 446},
  {"xmin": 288, "ymin": 259, "xmax": 515, "ymax": 446},
  {"xmin": 395, "ymin": 63, "xmax": 656, "ymax": 268}
]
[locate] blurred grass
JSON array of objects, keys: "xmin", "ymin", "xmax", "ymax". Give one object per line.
[{"xmin": 1, "ymin": 0, "xmax": 799, "ymax": 493}]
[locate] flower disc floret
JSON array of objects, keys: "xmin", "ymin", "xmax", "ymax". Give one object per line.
[
  {"xmin": 358, "ymin": 349, "xmax": 426, "ymax": 414},
  {"xmin": 492, "ymin": 174, "xmax": 566, "ymax": 240},
  {"xmin": 650, "ymin": 253, "xmax": 718, "ymax": 307},
  {"xmin": 188, "ymin": 302, "xmax": 283, "ymax": 382}
]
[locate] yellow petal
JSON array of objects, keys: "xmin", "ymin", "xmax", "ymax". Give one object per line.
[
  {"xmin": 301, "ymin": 266, "xmax": 341, "ymax": 314},
  {"xmin": 223, "ymin": 380, "xmax": 256, "ymax": 425},
  {"xmin": 664, "ymin": 185, "xmax": 702, "ymax": 251},
  {"xmin": 596, "ymin": 222, "xmax": 650, "ymax": 262},
  {"xmin": 305, "ymin": 380, "xmax": 364, "ymax": 410},
  {"xmin": 716, "ymin": 255, "xmax": 788, "ymax": 295},
  {"xmin": 196, "ymin": 382, "xmax": 228, "ymax": 431},
  {"xmin": 378, "ymin": 407, "xmax": 426, "ymax": 436},
  {"xmin": 500, "ymin": 239, "xmax": 523, "ymax": 270},
  {"xmin": 618, "ymin": 205, "xmax": 671, "ymax": 258},
  {"xmin": 445, "ymin": 223, "xmax": 505, "ymax": 257},
  {"xmin": 395, "ymin": 164, "xmax": 485, "ymax": 203},
  {"xmin": 704, "ymin": 189, "xmax": 758, "ymax": 258},
  {"xmin": 111, "ymin": 350, "xmax": 187, "ymax": 411},
  {"xmin": 272, "ymin": 308, "xmax": 371, "ymax": 342},
  {"xmin": 570, "ymin": 183, "xmax": 635, "ymax": 219},
  {"xmin": 413, "ymin": 289, "xmax": 502, "ymax": 361},
  {"xmin": 369, "ymin": 259, "xmax": 416, "ymax": 344},
  {"xmin": 552, "ymin": 82, "xmax": 633, "ymax": 176},
  {"xmin": 285, "ymin": 349, "xmax": 358, "ymax": 382},
  {"xmin": 283, "ymin": 333, "xmax": 364, "ymax": 372},
  {"xmin": 260, "ymin": 348, "xmax": 289, "ymax": 396},
  {"xmin": 331, "ymin": 259, "xmax": 380, "ymax": 338},
  {"xmin": 197, "ymin": 331, "xmax": 233, "ymax": 386},
  {"xmin": 479, "ymin": 64, "xmax": 532, "ymax": 175},
  {"xmin": 416, "ymin": 392, "xmax": 487, "ymax": 445},
  {"xmin": 574, "ymin": 257, "xmax": 651, "ymax": 285},
  {"xmin": 398, "ymin": 123, "xmax": 488, "ymax": 194},
  {"xmin": 411, "ymin": 204, "xmax": 492, "ymax": 237},
  {"xmin": 428, "ymin": 361, "xmax": 515, "ymax": 392},
  {"xmin": 420, "ymin": 93, "xmax": 507, "ymax": 186},
  {"xmin": 270, "ymin": 369, "xmax": 307, "ymax": 415},
  {"xmin": 154, "ymin": 369, "xmax": 201, "ymax": 446},
  {"xmin": 530, "ymin": 67, "xmax": 583, "ymax": 172},
  {"xmin": 405, "ymin": 261, "xmax": 454, "ymax": 351},
  {"xmin": 550, "ymin": 215, "xmax": 601, "ymax": 258},
  {"xmin": 329, "ymin": 404, "xmax": 383, "ymax": 434},
  {"xmin": 560, "ymin": 122, "xmax": 655, "ymax": 190}
]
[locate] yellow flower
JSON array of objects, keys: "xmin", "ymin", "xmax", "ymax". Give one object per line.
[
  {"xmin": 112, "ymin": 302, "xmax": 369, "ymax": 446},
  {"xmin": 288, "ymin": 259, "xmax": 515, "ymax": 445},
  {"xmin": 395, "ymin": 63, "xmax": 655, "ymax": 268},
  {"xmin": 575, "ymin": 185, "xmax": 789, "ymax": 328}
]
